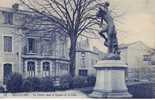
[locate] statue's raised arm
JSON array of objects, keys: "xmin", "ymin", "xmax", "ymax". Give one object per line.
[{"xmin": 96, "ymin": 2, "xmax": 120, "ymax": 60}]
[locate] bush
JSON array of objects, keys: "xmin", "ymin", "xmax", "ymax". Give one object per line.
[
  {"xmin": 5, "ymin": 74, "xmax": 96, "ymax": 92},
  {"xmin": 72, "ymin": 76, "xmax": 87, "ymax": 88},
  {"xmin": 21, "ymin": 79, "xmax": 32, "ymax": 92},
  {"xmin": 21, "ymin": 77, "xmax": 40, "ymax": 92},
  {"xmin": 0, "ymin": 86, "xmax": 5, "ymax": 93},
  {"xmin": 128, "ymin": 82, "xmax": 153, "ymax": 98},
  {"xmin": 59, "ymin": 74, "xmax": 73, "ymax": 90},
  {"xmin": 39, "ymin": 77, "xmax": 54, "ymax": 92},
  {"xmin": 31, "ymin": 77, "xmax": 41, "ymax": 91},
  {"xmin": 87, "ymin": 75, "xmax": 96, "ymax": 87},
  {"xmin": 6, "ymin": 73, "xmax": 23, "ymax": 92}
]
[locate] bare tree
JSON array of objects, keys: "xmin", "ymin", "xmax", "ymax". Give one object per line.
[{"xmin": 19, "ymin": 0, "xmax": 104, "ymax": 76}]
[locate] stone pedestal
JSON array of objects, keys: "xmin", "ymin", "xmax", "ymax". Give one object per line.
[{"xmin": 89, "ymin": 60, "xmax": 132, "ymax": 98}]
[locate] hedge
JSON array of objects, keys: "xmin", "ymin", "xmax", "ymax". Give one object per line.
[
  {"xmin": 6, "ymin": 73, "xmax": 23, "ymax": 92},
  {"xmin": 6, "ymin": 73, "xmax": 96, "ymax": 92}
]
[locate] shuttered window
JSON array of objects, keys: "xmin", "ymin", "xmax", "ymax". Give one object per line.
[
  {"xmin": 42, "ymin": 62, "xmax": 50, "ymax": 77},
  {"xmin": 4, "ymin": 36, "xmax": 12, "ymax": 52},
  {"xmin": 27, "ymin": 61, "xmax": 35, "ymax": 77},
  {"xmin": 2, "ymin": 11, "xmax": 13, "ymax": 25},
  {"xmin": 28, "ymin": 38, "xmax": 37, "ymax": 53},
  {"xmin": 79, "ymin": 69, "xmax": 88, "ymax": 76}
]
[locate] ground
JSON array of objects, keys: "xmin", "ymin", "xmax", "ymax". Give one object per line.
[{"xmin": 0, "ymin": 90, "xmax": 88, "ymax": 98}]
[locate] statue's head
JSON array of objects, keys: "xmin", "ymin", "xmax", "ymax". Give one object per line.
[
  {"xmin": 96, "ymin": 7, "xmax": 103, "ymax": 18},
  {"xmin": 103, "ymin": 1, "xmax": 110, "ymax": 7},
  {"xmin": 96, "ymin": 2, "xmax": 110, "ymax": 18}
]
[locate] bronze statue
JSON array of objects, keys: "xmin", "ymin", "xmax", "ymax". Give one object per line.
[{"xmin": 96, "ymin": 2, "xmax": 120, "ymax": 60}]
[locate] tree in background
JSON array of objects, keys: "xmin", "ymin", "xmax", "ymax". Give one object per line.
[{"xmin": 19, "ymin": 0, "xmax": 103, "ymax": 76}]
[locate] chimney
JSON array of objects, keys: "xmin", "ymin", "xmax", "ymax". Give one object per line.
[{"xmin": 12, "ymin": 3, "xmax": 19, "ymax": 11}]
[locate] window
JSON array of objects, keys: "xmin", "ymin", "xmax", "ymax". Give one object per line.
[
  {"xmin": 62, "ymin": 42, "xmax": 65, "ymax": 57},
  {"xmin": 151, "ymin": 61, "xmax": 155, "ymax": 65},
  {"xmin": 42, "ymin": 62, "xmax": 50, "ymax": 77},
  {"xmin": 143, "ymin": 55, "xmax": 151, "ymax": 61},
  {"xmin": 60, "ymin": 64, "xmax": 67, "ymax": 70},
  {"xmin": 28, "ymin": 38, "xmax": 36, "ymax": 53},
  {"xmin": 27, "ymin": 61, "xmax": 35, "ymax": 77},
  {"xmin": 81, "ymin": 52, "xmax": 86, "ymax": 57},
  {"xmin": 43, "ymin": 62, "xmax": 50, "ymax": 71},
  {"xmin": 81, "ymin": 52, "xmax": 86, "ymax": 68},
  {"xmin": 2, "ymin": 11, "xmax": 13, "ymax": 25},
  {"xmin": 27, "ymin": 61, "xmax": 35, "ymax": 71},
  {"xmin": 79, "ymin": 69, "xmax": 88, "ymax": 76},
  {"xmin": 4, "ymin": 36, "xmax": 12, "ymax": 52}
]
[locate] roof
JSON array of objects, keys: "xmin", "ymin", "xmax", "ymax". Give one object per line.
[
  {"xmin": 119, "ymin": 41, "xmax": 144, "ymax": 49},
  {"xmin": 119, "ymin": 43, "xmax": 128, "ymax": 49},
  {"xmin": 0, "ymin": 6, "xmax": 34, "ymax": 15},
  {"xmin": 0, "ymin": 6, "xmax": 68, "ymax": 37},
  {"xmin": 77, "ymin": 39, "xmax": 90, "ymax": 50},
  {"xmin": 76, "ymin": 50, "xmax": 98, "ymax": 55},
  {"xmin": 119, "ymin": 41, "xmax": 152, "ymax": 50},
  {"xmin": 77, "ymin": 39, "xmax": 99, "ymax": 55}
]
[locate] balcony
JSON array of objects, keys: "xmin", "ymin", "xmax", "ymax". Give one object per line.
[{"xmin": 22, "ymin": 48, "xmax": 69, "ymax": 61}]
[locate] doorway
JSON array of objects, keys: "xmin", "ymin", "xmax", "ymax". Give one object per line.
[{"xmin": 3, "ymin": 64, "xmax": 12, "ymax": 84}]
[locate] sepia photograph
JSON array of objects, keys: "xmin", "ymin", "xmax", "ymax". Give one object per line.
[{"xmin": 0, "ymin": 0, "xmax": 155, "ymax": 99}]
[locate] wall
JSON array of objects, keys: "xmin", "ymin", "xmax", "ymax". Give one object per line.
[
  {"xmin": 120, "ymin": 42, "xmax": 154, "ymax": 80},
  {"xmin": 0, "ymin": 9, "xmax": 23, "ymax": 85},
  {"xmin": 75, "ymin": 51, "xmax": 98, "ymax": 76}
]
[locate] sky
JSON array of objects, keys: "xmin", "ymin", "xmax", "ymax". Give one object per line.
[
  {"xmin": 0, "ymin": 0, "xmax": 155, "ymax": 51},
  {"xmin": 92, "ymin": 0, "xmax": 155, "ymax": 51}
]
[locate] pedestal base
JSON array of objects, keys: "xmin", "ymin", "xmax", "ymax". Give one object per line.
[
  {"xmin": 89, "ymin": 60, "xmax": 132, "ymax": 98},
  {"xmin": 89, "ymin": 90, "xmax": 132, "ymax": 98}
]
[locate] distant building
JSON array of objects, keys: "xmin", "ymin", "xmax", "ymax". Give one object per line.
[
  {"xmin": 142, "ymin": 50, "xmax": 155, "ymax": 81},
  {"xmin": 119, "ymin": 41, "xmax": 154, "ymax": 80},
  {"xmin": 93, "ymin": 47, "xmax": 106, "ymax": 60},
  {"xmin": 151, "ymin": 52, "xmax": 155, "ymax": 65},
  {"xmin": 76, "ymin": 39, "xmax": 100, "ymax": 76}
]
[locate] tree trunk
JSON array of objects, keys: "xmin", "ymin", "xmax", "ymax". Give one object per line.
[{"xmin": 69, "ymin": 37, "xmax": 77, "ymax": 77}]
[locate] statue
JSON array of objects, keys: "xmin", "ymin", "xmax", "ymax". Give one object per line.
[
  {"xmin": 96, "ymin": 1, "xmax": 120, "ymax": 60},
  {"xmin": 89, "ymin": 2, "xmax": 132, "ymax": 98}
]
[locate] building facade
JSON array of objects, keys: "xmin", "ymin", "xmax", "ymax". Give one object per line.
[
  {"xmin": 119, "ymin": 41, "xmax": 154, "ymax": 80},
  {"xmin": 22, "ymin": 30, "xmax": 70, "ymax": 78},
  {"xmin": 0, "ymin": 6, "xmax": 70, "ymax": 85},
  {"xmin": 142, "ymin": 50, "xmax": 155, "ymax": 81},
  {"xmin": 76, "ymin": 39, "xmax": 99, "ymax": 76}
]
